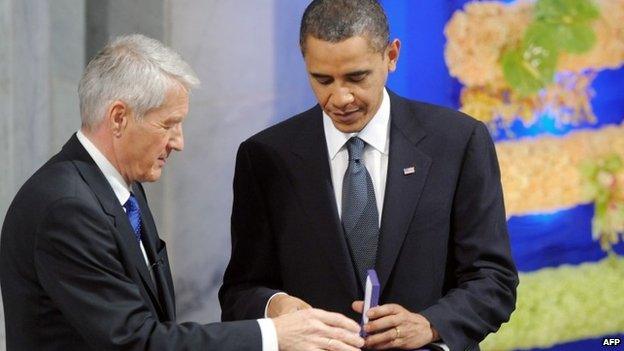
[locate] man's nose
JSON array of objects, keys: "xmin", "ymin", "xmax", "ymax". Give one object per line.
[
  {"xmin": 168, "ymin": 124, "xmax": 184, "ymax": 152},
  {"xmin": 330, "ymin": 87, "xmax": 355, "ymax": 109}
]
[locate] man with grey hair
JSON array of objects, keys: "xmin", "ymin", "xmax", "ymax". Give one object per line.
[
  {"xmin": 221, "ymin": 1, "xmax": 518, "ymax": 350},
  {"xmin": 0, "ymin": 34, "xmax": 364, "ymax": 350}
]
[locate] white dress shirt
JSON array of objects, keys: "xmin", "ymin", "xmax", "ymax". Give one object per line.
[
  {"xmin": 76, "ymin": 130, "xmax": 278, "ymax": 351},
  {"xmin": 324, "ymin": 88, "xmax": 391, "ymax": 220}
]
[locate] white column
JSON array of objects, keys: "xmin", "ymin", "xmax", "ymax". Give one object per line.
[{"xmin": 0, "ymin": 1, "xmax": 85, "ymax": 349}]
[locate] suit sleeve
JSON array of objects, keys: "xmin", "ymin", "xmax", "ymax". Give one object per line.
[
  {"xmin": 419, "ymin": 122, "xmax": 519, "ymax": 351},
  {"xmin": 219, "ymin": 141, "xmax": 283, "ymax": 321},
  {"xmin": 34, "ymin": 197, "xmax": 262, "ymax": 351}
]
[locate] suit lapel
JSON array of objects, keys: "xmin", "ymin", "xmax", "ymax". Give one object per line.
[
  {"xmin": 133, "ymin": 184, "xmax": 176, "ymax": 320},
  {"xmin": 377, "ymin": 93, "xmax": 431, "ymax": 293},
  {"xmin": 290, "ymin": 108, "xmax": 360, "ymax": 296},
  {"xmin": 65, "ymin": 136, "xmax": 164, "ymax": 316}
]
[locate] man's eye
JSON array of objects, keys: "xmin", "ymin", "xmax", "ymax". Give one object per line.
[
  {"xmin": 349, "ymin": 74, "xmax": 366, "ymax": 82},
  {"xmin": 315, "ymin": 77, "xmax": 332, "ymax": 85}
]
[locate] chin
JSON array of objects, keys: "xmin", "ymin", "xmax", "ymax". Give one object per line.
[
  {"xmin": 335, "ymin": 123, "xmax": 364, "ymax": 134},
  {"xmin": 141, "ymin": 171, "xmax": 162, "ymax": 183}
]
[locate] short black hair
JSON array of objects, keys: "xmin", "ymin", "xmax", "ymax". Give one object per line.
[{"xmin": 299, "ymin": 0, "xmax": 390, "ymax": 55}]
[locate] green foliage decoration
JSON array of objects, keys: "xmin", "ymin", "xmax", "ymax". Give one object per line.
[
  {"xmin": 502, "ymin": 0, "xmax": 599, "ymax": 95},
  {"xmin": 481, "ymin": 257, "xmax": 624, "ymax": 350},
  {"xmin": 580, "ymin": 154, "xmax": 624, "ymax": 252}
]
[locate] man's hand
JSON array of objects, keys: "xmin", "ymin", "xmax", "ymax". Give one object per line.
[
  {"xmin": 267, "ymin": 294, "xmax": 312, "ymax": 318},
  {"xmin": 273, "ymin": 308, "xmax": 365, "ymax": 351},
  {"xmin": 352, "ymin": 301, "xmax": 440, "ymax": 350}
]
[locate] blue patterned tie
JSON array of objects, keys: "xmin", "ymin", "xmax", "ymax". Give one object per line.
[
  {"xmin": 123, "ymin": 193, "xmax": 142, "ymax": 242},
  {"xmin": 341, "ymin": 137, "xmax": 379, "ymax": 285}
]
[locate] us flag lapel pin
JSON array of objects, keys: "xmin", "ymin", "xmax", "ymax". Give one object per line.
[{"xmin": 403, "ymin": 166, "xmax": 415, "ymax": 175}]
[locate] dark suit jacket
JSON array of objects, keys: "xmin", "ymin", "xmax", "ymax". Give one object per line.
[
  {"xmin": 220, "ymin": 91, "xmax": 518, "ymax": 351},
  {"xmin": 0, "ymin": 135, "xmax": 261, "ymax": 351}
]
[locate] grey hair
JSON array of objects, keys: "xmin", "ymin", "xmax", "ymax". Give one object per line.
[
  {"xmin": 78, "ymin": 34, "xmax": 200, "ymax": 129},
  {"xmin": 299, "ymin": 0, "xmax": 389, "ymax": 55}
]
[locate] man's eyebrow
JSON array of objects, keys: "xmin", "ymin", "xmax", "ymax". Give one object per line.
[
  {"xmin": 346, "ymin": 70, "xmax": 371, "ymax": 76},
  {"xmin": 165, "ymin": 115, "xmax": 184, "ymax": 123},
  {"xmin": 310, "ymin": 70, "xmax": 371, "ymax": 79},
  {"xmin": 310, "ymin": 72, "xmax": 332, "ymax": 79}
]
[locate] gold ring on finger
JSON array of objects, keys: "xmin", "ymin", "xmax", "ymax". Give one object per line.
[
  {"xmin": 394, "ymin": 326, "xmax": 401, "ymax": 340},
  {"xmin": 326, "ymin": 338, "xmax": 334, "ymax": 349}
]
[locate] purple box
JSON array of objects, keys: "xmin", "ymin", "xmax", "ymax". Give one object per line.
[{"xmin": 360, "ymin": 269, "xmax": 380, "ymax": 337}]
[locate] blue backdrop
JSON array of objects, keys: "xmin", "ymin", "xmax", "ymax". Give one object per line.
[{"xmin": 380, "ymin": 0, "xmax": 624, "ymax": 350}]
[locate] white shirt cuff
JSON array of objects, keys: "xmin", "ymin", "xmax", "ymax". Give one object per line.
[
  {"xmin": 264, "ymin": 292, "xmax": 289, "ymax": 318},
  {"xmin": 257, "ymin": 318, "xmax": 278, "ymax": 351}
]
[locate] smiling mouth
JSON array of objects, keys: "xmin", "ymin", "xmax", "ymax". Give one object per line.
[{"xmin": 333, "ymin": 108, "xmax": 360, "ymax": 117}]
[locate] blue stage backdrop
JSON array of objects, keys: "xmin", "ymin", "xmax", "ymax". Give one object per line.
[{"xmin": 380, "ymin": 0, "xmax": 624, "ymax": 350}]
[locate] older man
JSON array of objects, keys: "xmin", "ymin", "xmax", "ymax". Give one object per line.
[
  {"xmin": 220, "ymin": 1, "xmax": 518, "ymax": 350},
  {"xmin": 0, "ymin": 34, "xmax": 364, "ymax": 351}
]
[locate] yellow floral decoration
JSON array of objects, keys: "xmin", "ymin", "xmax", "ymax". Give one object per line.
[{"xmin": 445, "ymin": 0, "xmax": 624, "ymax": 130}]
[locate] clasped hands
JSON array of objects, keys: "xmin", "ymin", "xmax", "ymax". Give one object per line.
[{"xmin": 269, "ymin": 294, "xmax": 439, "ymax": 351}]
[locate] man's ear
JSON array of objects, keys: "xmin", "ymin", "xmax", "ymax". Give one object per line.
[
  {"xmin": 107, "ymin": 100, "xmax": 130, "ymax": 137},
  {"xmin": 387, "ymin": 39, "xmax": 401, "ymax": 73}
]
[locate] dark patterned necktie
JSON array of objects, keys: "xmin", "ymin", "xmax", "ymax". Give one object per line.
[
  {"xmin": 341, "ymin": 137, "xmax": 379, "ymax": 286},
  {"xmin": 123, "ymin": 193, "xmax": 142, "ymax": 242}
]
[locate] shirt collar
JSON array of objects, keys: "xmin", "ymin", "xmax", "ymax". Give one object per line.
[
  {"xmin": 76, "ymin": 129, "xmax": 132, "ymax": 205},
  {"xmin": 323, "ymin": 88, "xmax": 391, "ymax": 160}
]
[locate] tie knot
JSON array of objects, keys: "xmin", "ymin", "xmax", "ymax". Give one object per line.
[
  {"xmin": 346, "ymin": 137, "xmax": 365, "ymax": 161},
  {"xmin": 124, "ymin": 193, "xmax": 142, "ymax": 242},
  {"xmin": 124, "ymin": 194, "xmax": 139, "ymax": 214}
]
